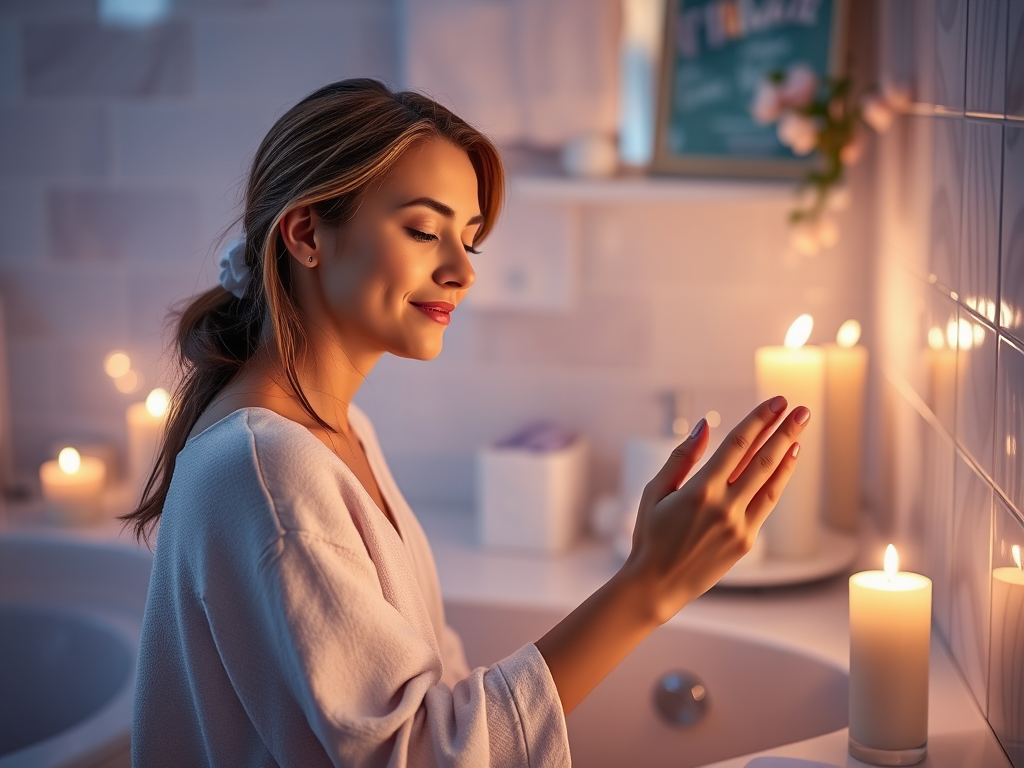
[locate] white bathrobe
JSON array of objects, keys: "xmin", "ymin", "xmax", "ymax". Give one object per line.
[{"xmin": 133, "ymin": 406, "xmax": 570, "ymax": 767}]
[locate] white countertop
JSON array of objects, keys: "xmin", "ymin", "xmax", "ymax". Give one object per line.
[
  {"xmin": 4, "ymin": 498, "xmax": 1011, "ymax": 768},
  {"xmin": 415, "ymin": 503, "xmax": 1012, "ymax": 768}
]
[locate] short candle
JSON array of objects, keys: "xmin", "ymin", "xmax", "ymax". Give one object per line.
[
  {"xmin": 849, "ymin": 544, "xmax": 931, "ymax": 765},
  {"xmin": 39, "ymin": 446, "xmax": 106, "ymax": 523}
]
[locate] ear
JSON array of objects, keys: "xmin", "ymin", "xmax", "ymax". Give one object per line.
[{"xmin": 279, "ymin": 205, "xmax": 321, "ymax": 266}]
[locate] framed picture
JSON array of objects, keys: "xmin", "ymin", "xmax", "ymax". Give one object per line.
[{"xmin": 652, "ymin": 0, "xmax": 848, "ymax": 178}]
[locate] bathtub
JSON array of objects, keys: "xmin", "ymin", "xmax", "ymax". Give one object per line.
[
  {"xmin": 446, "ymin": 599, "xmax": 849, "ymax": 768},
  {"xmin": 0, "ymin": 535, "xmax": 152, "ymax": 768}
]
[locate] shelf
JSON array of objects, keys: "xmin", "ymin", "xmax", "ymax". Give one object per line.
[{"xmin": 509, "ymin": 173, "xmax": 798, "ymax": 204}]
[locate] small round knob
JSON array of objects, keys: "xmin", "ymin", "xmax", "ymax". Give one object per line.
[{"xmin": 652, "ymin": 670, "xmax": 709, "ymax": 727}]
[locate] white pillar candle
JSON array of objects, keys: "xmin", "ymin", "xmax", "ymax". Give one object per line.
[
  {"xmin": 849, "ymin": 544, "xmax": 931, "ymax": 765},
  {"xmin": 990, "ymin": 545, "xmax": 1024, "ymax": 758},
  {"xmin": 824, "ymin": 320, "xmax": 868, "ymax": 532},
  {"xmin": 127, "ymin": 387, "xmax": 170, "ymax": 500},
  {"xmin": 754, "ymin": 314, "xmax": 824, "ymax": 559},
  {"xmin": 40, "ymin": 447, "xmax": 106, "ymax": 524}
]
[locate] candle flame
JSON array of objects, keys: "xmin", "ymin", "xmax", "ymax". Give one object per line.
[
  {"xmin": 884, "ymin": 543, "xmax": 899, "ymax": 579},
  {"xmin": 1013, "ymin": 544, "xmax": 1022, "ymax": 571},
  {"xmin": 146, "ymin": 388, "xmax": 170, "ymax": 418},
  {"xmin": 58, "ymin": 447, "xmax": 81, "ymax": 474},
  {"xmin": 784, "ymin": 314, "xmax": 814, "ymax": 349},
  {"xmin": 836, "ymin": 319, "xmax": 861, "ymax": 348}
]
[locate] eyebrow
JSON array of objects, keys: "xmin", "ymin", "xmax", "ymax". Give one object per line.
[{"xmin": 399, "ymin": 197, "xmax": 484, "ymax": 227}]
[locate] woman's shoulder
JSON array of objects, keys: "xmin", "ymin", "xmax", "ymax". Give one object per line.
[{"xmin": 170, "ymin": 407, "xmax": 377, "ymax": 541}]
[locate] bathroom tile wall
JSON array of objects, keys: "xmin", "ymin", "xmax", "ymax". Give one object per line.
[
  {"xmin": 0, "ymin": 0, "xmax": 876, "ymax": 509},
  {"xmin": 873, "ymin": 0, "xmax": 1023, "ymax": 763}
]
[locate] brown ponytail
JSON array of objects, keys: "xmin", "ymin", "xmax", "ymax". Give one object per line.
[{"xmin": 122, "ymin": 78, "xmax": 504, "ymax": 544}]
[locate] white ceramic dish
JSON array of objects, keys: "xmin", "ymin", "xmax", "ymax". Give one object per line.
[{"xmin": 715, "ymin": 527, "xmax": 859, "ymax": 589}]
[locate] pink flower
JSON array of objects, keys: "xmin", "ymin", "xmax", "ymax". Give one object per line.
[
  {"xmin": 882, "ymin": 79, "xmax": 912, "ymax": 111},
  {"xmin": 778, "ymin": 63, "xmax": 818, "ymax": 108},
  {"xmin": 840, "ymin": 131, "xmax": 864, "ymax": 165},
  {"xmin": 751, "ymin": 80, "xmax": 783, "ymax": 124},
  {"xmin": 777, "ymin": 112, "xmax": 818, "ymax": 156},
  {"xmin": 862, "ymin": 95, "xmax": 894, "ymax": 133}
]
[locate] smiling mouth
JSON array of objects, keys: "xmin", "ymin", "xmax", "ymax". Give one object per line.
[{"xmin": 411, "ymin": 301, "xmax": 454, "ymax": 326}]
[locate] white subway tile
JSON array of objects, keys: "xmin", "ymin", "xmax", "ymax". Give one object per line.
[
  {"xmin": 0, "ymin": 105, "xmax": 108, "ymax": 176},
  {"xmin": 0, "ymin": 182, "xmax": 44, "ymax": 262},
  {"xmin": 113, "ymin": 102, "xmax": 280, "ymax": 179},
  {"xmin": 48, "ymin": 186, "xmax": 200, "ymax": 263},
  {"xmin": 950, "ymin": 450, "xmax": 993, "ymax": 713},
  {"xmin": 0, "ymin": 267, "xmax": 128, "ymax": 341},
  {"xmin": 0, "ymin": 21, "xmax": 19, "ymax": 99},
  {"xmin": 25, "ymin": 22, "xmax": 193, "ymax": 98},
  {"xmin": 194, "ymin": 8, "xmax": 396, "ymax": 99}
]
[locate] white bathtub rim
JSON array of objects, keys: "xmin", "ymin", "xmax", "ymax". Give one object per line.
[
  {"xmin": 442, "ymin": 593, "xmax": 850, "ymax": 677},
  {"xmin": 0, "ymin": 600, "xmax": 139, "ymax": 768}
]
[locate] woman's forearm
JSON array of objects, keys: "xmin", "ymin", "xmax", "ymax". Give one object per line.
[{"xmin": 534, "ymin": 565, "xmax": 660, "ymax": 716}]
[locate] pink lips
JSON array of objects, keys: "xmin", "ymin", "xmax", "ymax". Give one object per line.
[{"xmin": 411, "ymin": 301, "xmax": 455, "ymax": 326}]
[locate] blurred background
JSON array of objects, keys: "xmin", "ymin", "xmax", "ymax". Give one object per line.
[{"xmin": 0, "ymin": 1, "xmax": 1022, "ymax": 759}]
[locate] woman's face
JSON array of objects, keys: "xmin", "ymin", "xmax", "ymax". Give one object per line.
[{"xmin": 315, "ymin": 139, "xmax": 482, "ymax": 362}]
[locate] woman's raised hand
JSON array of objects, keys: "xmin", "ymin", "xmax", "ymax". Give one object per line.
[
  {"xmin": 535, "ymin": 395, "xmax": 809, "ymax": 715},
  {"xmin": 623, "ymin": 395, "xmax": 809, "ymax": 625}
]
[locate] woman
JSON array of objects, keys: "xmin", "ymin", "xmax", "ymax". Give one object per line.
[{"xmin": 127, "ymin": 78, "xmax": 810, "ymax": 767}]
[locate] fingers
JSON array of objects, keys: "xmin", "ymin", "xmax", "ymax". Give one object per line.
[
  {"xmin": 641, "ymin": 418, "xmax": 710, "ymax": 504},
  {"xmin": 703, "ymin": 396, "xmax": 787, "ymax": 482},
  {"xmin": 745, "ymin": 441, "xmax": 802, "ymax": 526},
  {"xmin": 729, "ymin": 406, "xmax": 810, "ymax": 504}
]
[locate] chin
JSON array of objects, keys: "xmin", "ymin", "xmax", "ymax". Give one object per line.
[{"xmin": 392, "ymin": 337, "xmax": 444, "ymax": 362}]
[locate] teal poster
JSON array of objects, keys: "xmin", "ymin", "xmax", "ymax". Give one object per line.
[{"xmin": 660, "ymin": 0, "xmax": 841, "ymax": 166}]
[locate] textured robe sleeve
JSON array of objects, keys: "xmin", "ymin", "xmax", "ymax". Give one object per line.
[{"xmin": 147, "ymin": 409, "xmax": 570, "ymax": 768}]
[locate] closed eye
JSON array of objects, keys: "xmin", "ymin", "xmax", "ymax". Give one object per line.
[
  {"xmin": 464, "ymin": 244, "xmax": 481, "ymax": 255},
  {"xmin": 406, "ymin": 227, "xmax": 437, "ymax": 243}
]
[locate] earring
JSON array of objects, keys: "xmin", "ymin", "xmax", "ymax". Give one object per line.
[{"xmin": 308, "ymin": 256, "xmax": 315, "ymax": 265}]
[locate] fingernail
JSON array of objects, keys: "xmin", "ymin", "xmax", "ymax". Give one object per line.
[
  {"xmin": 689, "ymin": 417, "xmax": 706, "ymax": 439},
  {"xmin": 769, "ymin": 395, "xmax": 787, "ymax": 414},
  {"xmin": 794, "ymin": 407, "xmax": 810, "ymax": 425},
  {"xmin": 791, "ymin": 443, "xmax": 801, "ymax": 458}
]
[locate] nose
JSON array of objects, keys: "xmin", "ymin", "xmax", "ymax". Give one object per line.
[{"xmin": 434, "ymin": 240, "xmax": 476, "ymax": 290}]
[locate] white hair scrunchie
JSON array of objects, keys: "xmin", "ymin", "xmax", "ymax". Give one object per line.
[{"xmin": 217, "ymin": 237, "xmax": 251, "ymax": 299}]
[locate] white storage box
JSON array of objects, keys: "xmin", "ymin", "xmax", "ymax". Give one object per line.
[{"xmin": 477, "ymin": 436, "xmax": 589, "ymax": 554}]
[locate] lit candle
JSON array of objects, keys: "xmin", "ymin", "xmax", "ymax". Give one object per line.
[
  {"xmin": 849, "ymin": 544, "xmax": 931, "ymax": 765},
  {"xmin": 824, "ymin": 320, "xmax": 868, "ymax": 532},
  {"xmin": 40, "ymin": 447, "xmax": 106, "ymax": 523},
  {"xmin": 990, "ymin": 544, "xmax": 1024, "ymax": 755},
  {"xmin": 127, "ymin": 387, "xmax": 170, "ymax": 500},
  {"xmin": 754, "ymin": 314, "xmax": 825, "ymax": 559}
]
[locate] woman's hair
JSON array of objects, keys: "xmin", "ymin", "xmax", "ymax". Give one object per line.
[{"xmin": 122, "ymin": 78, "xmax": 504, "ymax": 543}]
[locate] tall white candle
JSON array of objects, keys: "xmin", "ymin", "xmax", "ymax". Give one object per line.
[
  {"xmin": 754, "ymin": 314, "xmax": 824, "ymax": 559},
  {"xmin": 990, "ymin": 545, "xmax": 1024, "ymax": 758},
  {"xmin": 127, "ymin": 387, "xmax": 170, "ymax": 500},
  {"xmin": 40, "ymin": 447, "xmax": 106, "ymax": 523},
  {"xmin": 824, "ymin": 320, "xmax": 868, "ymax": 532},
  {"xmin": 849, "ymin": 545, "xmax": 931, "ymax": 765}
]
